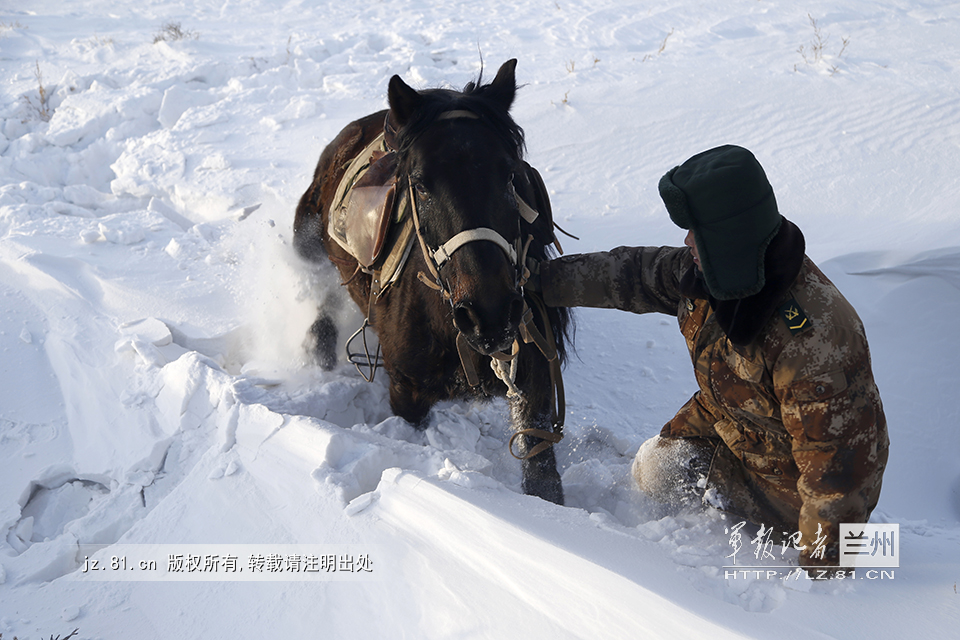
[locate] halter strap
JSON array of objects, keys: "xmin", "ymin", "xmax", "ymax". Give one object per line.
[{"xmin": 432, "ymin": 227, "xmax": 518, "ymax": 269}]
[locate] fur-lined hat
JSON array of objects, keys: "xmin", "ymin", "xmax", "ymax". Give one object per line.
[{"xmin": 659, "ymin": 145, "xmax": 781, "ymax": 300}]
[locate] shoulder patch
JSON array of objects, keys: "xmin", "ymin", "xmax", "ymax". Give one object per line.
[{"xmin": 778, "ymin": 297, "xmax": 811, "ymax": 335}]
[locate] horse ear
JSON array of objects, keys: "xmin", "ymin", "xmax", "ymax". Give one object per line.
[
  {"xmin": 487, "ymin": 59, "xmax": 518, "ymax": 112},
  {"xmin": 387, "ymin": 74, "xmax": 422, "ymax": 129}
]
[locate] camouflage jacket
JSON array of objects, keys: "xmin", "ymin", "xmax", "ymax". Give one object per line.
[{"xmin": 541, "ymin": 221, "xmax": 889, "ymax": 560}]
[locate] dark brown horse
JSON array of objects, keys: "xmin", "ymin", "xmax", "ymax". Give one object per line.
[{"xmin": 293, "ymin": 59, "xmax": 571, "ymax": 503}]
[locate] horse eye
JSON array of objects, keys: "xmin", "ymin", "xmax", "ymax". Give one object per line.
[
  {"xmin": 507, "ymin": 176, "xmax": 518, "ymax": 203},
  {"xmin": 413, "ymin": 181, "xmax": 429, "ymax": 197}
]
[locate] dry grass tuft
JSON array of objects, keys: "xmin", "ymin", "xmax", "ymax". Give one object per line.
[{"xmin": 153, "ymin": 22, "xmax": 199, "ymax": 44}]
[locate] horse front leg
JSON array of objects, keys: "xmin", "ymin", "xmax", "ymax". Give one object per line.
[
  {"xmin": 511, "ymin": 357, "xmax": 564, "ymax": 505},
  {"xmin": 380, "ymin": 320, "xmax": 451, "ymax": 431},
  {"xmin": 387, "ymin": 373, "xmax": 435, "ymax": 429}
]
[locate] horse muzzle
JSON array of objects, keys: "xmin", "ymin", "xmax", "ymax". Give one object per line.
[{"xmin": 452, "ymin": 293, "xmax": 525, "ymax": 355}]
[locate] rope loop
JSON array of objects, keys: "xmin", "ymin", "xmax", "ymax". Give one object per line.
[{"xmin": 508, "ymin": 428, "xmax": 563, "ymax": 460}]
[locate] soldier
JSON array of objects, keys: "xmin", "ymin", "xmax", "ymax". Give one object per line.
[{"xmin": 536, "ymin": 145, "xmax": 889, "ymax": 573}]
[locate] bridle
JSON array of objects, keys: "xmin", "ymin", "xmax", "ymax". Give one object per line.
[
  {"xmin": 407, "ymin": 178, "xmax": 534, "ymax": 298},
  {"xmin": 392, "ymin": 110, "xmax": 533, "ymax": 302}
]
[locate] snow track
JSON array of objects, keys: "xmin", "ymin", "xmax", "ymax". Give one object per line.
[{"xmin": 2, "ymin": 1, "xmax": 959, "ymax": 638}]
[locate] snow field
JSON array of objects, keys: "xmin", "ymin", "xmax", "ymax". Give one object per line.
[{"xmin": 1, "ymin": 1, "xmax": 959, "ymax": 638}]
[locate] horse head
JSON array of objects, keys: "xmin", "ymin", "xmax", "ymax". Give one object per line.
[{"xmin": 386, "ymin": 60, "xmax": 528, "ymax": 356}]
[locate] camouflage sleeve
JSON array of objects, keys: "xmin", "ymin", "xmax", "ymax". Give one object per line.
[
  {"xmin": 539, "ymin": 246, "xmax": 689, "ymax": 315},
  {"xmin": 661, "ymin": 392, "xmax": 722, "ymax": 439},
  {"xmin": 773, "ymin": 323, "xmax": 889, "ymax": 563}
]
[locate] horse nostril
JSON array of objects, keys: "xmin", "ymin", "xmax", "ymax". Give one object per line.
[
  {"xmin": 453, "ymin": 302, "xmax": 481, "ymax": 337},
  {"xmin": 508, "ymin": 296, "xmax": 524, "ymax": 327}
]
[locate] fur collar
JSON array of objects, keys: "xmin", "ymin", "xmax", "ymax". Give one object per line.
[{"xmin": 679, "ymin": 218, "xmax": 806, "ymax": 346}]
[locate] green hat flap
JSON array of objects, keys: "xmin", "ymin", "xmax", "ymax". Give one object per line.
[{"xmin": 658, "ymin": 145, "xmax": 782, "ymax": 300}]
